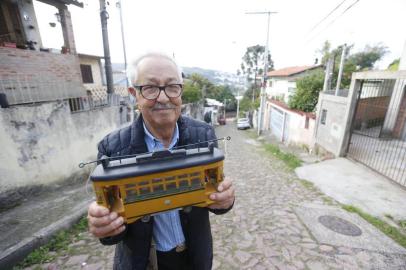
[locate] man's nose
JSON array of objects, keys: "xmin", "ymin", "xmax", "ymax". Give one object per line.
[{"xmin": 156, "ymin": 89, "xmax": 169, "ymax": 103}]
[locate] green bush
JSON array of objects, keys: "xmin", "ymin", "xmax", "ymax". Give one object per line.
[{"xmin": 288, "ymin": 70, "xmax": 324, "ymax": 112}]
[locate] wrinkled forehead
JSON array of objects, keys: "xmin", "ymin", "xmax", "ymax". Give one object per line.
[{"xmin": 136, "ymin": 57, "xmax": 181, "ymax": 84}]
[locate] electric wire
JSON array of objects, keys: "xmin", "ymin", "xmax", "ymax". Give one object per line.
[
  {"xmin": 305, "ymin": 0, "xmax": 361, "ymax": 44},
  {"xmin": 306, "ymin": 0, "xmax": 348, "ymax": 36}
]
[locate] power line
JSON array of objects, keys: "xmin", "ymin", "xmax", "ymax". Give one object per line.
[
  {"xmin": 305, "ymin": 0, "xmax": 361, "ymax": 44},
  {"xmin": 306, "ymin": 0, "xmax": 348, "ymax": 35}
]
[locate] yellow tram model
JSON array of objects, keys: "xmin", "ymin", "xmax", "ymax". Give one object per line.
[{"xmin": 88, "ymin": 141, "xmax": 226, "ymax": 224}]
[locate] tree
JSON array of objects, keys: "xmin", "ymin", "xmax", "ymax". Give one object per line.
[
  {"xmin": 288, "ymin": 70, "xmax": 324, "ymax": 112},
  {"xmin": 182, "ymin": 81, "xmax": 201, "ymax": 103},
  {"xmin": 183, "ymin": 73, "xmax": 237, "ymax": 109},
  {"xmin": 317, "ymin": 42, "xmax": 388, "ymax": 89},
  {"xmin": 240, "ymin": 45, "xmax": 274, "ymax": 86},
  {"xmin": 387, "ymin": 58, "xmax": 400, "ymax": 71}
]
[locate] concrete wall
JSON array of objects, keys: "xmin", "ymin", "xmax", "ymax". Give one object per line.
[
  {"xmin": 17, "ymin": 0, "xmax": 43, "ymax": 49},
  {"xmin": 314, "ymin": 93, "xmax": 349, "ymax": 156},
  {"xmin": 0, "ymin": 101, "xmax": 123, "ymax": 195},
  {"xmin": 264, "ymin": 100, "xmax": 315, "ymax": 147},
  {"xmin": 181, "ymin": 103, "xmax": 204, "ymax": 121}
]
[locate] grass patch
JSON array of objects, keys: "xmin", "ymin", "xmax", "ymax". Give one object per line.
[
  {"xmin": 263, "ymin": 143, "xmax": 302, "ymax": 169},
  {"xmin": 399, "ymin": 220, "xmax": 406, "ymax": 230},
  {"xmin": 298, "ymin": 179, "xmax": 315, "ymax": 189},
  {"xmin": 321, "ymin": 196, "xmax": 334, "ymax": 205},
  {"xmin": 13, "ymin": 217, "xmax": 88, "ymax": 269},
  {"xmin": 342, "ymin": 205, "xmax": 406, "ymax": 249}
]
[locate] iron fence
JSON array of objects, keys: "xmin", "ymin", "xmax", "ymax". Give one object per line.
[
  {"xmin": 0, "ymin": 75, "xmax": 131, "ymax": 113},
  {"xmin": 347, "ymin": 75, "xmax": 406, "ymax": 187},
  {"xmin": 0, "ymin": 75, "xmax": 86, "ymax": 106}
]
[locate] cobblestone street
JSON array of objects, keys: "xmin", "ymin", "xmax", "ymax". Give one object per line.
[{"xmin": 23, "ymin": 122, "xmax": 406, "ymax": 270}]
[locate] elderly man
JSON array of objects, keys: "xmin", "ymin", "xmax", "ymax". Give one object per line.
[{"xmin": 87, "ymin": 53, "xmax": 235, "ymax": 270}]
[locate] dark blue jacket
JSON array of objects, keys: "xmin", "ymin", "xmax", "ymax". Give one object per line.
[{"xmin": 97, "ymin": 115, "xmax": 232, "ymax": 270}]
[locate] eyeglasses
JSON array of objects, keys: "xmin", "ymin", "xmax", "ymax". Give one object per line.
[{"xmin": 134, "ymin": 84, "xmax": 183, "ymax": 100}]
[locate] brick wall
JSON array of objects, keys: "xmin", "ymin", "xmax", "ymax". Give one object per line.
[
  {"xmin": 354, "ymin": 96, "xmax": 391, "ymax": 129},
  {"xmin": 0, "ymin": 47, "xmax": 86, "ymax": 104}
]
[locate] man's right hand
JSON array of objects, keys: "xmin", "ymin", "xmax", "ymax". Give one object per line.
[{"xmin": 87, "ymin": 201, "xmax": 126, "ymax": 238}]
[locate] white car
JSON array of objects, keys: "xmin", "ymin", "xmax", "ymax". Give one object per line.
[{"xmin": 237, "ymin": 118, "xmax": 251, "ymax": 130}]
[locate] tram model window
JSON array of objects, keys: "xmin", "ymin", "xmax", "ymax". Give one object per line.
[
  {"xmin": 166, "ymin": 182, "xmax": 177, "ymax": 190},
  {"xmin": 152, "ymin": 178, "xmax": 163, "ymax": 183},
  {"xmin": 179, "ymin": 180, "xmax": 189, "ymax": 188},
  {"xmin": 138, "ymin": 180, "xmax": 149, "ymax": 186},
  {"xmin": 191, "ymin": 178, "xmax": 202, "ymax": 187},
  {"xmin": 153, "ymin": 184, "xmax": 164, "ymax": 192},
  {"xmin": 139, "ymin": 186, "xmax": 151, "ymax": 195}
]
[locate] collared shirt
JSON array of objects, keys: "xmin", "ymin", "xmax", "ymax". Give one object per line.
[{"xmin": 143, "ymin": 122, "xmax": 186, "ymax": 252}]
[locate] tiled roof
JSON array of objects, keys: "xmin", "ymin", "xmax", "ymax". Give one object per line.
[{"xmin": 267, "ymin": 65, "xmax": 322, "ymax": 77}]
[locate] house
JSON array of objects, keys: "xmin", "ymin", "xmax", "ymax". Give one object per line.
[
  {"xmin": 266, "ymin": 65, "xmax": 323, "ymax": 103},
  {"xmin": 78, "ymin": 55, "xmax": 129, "ymax": 108},
  {"xmin": 0, "ymin": 0, "xmax": 131, "ymax": 214},
  {"xmin": 314, "ymin": 64, "xmax": 406, "ymax": 187}
]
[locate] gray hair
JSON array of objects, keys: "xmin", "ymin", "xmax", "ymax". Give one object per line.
[{"xmin": 129, "ymin": 52, "xmax": 183, "ymax": 85}]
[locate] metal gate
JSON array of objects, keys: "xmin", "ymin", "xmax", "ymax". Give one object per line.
[
  {"xmin": 270, "ymin": 106, "xmax": 289, "ymax": 142},
  {"xmin": 347, "ymin": 78, "xmax": 406, "ymax": 187}
]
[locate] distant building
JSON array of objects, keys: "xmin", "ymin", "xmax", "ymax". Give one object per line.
[{"xmin": 266, "ymin": 65, "xmax": 323, "ymax": 103}]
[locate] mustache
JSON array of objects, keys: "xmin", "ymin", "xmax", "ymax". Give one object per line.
[{"xmin": 152, "ymin": 103, "xmax": 177, "ymax": 110}]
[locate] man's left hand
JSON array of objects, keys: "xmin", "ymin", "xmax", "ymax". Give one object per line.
[{"xmin": 208, "ymin": 178, "xmax": 235, "ymax": 209}]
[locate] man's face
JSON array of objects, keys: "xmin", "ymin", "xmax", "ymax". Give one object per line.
[{"xmin": 132, "ymin": 57, "xmax": 182, "ymax": 129}]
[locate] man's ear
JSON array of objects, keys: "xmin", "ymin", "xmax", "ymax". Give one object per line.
[{"xmin": 128, "ymin": 87, "xmax": 136, "ymax": 97}]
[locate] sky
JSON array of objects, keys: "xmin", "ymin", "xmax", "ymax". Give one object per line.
[{"xmin": 34, "ymin": 0, "xmax": 406, "ymax": 73}]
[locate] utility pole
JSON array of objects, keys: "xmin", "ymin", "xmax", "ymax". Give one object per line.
[
  {"xmin": 99, "ymin": 0, "xmax": 114, "ymax": 104},
  {"xmin": 323, "ymin": 54, "xmax": 335, "ymax": 91},
  {"xmin": 116, "ymin": 0, "xmax": 128, "ymax": 87},
  {"xmin": 335, "ymin": 43, "xmax": 347, "ymax": 95},
  {"xmin": 246, "ymin": 11, "xmax": 277, "ymax": 136}
]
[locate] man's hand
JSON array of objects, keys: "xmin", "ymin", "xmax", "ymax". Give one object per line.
[
  {"xmin": 87, "ymin": 201, "xmax": 126, "ymax": 238},
  {"xmin": 208, "ymin": 178, "xmax": 235, "ymax": 209}
]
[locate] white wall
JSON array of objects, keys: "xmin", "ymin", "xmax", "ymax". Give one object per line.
[
  {"xmin": 264, "ymin": 101, "xmax": 315, "ymax": 147},
  {"xmin": 399, "ymin": 40, "xmax": 406, "ymax": 70},
  {"xmin": 314, "ymin": 93, "xmax": 349, "ymax": 156},
  {"xmin": 0, "ymin": 101, "xmax": 123, "ymax": 193}
]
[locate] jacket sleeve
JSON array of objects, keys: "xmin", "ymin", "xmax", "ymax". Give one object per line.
[{"xmin": 96, "ymin": 135, "xmax": 129, "ymax": 245}]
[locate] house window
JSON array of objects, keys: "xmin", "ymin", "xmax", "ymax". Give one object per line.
[
  {"xmin": 80, "ymin": 64, "xmax": 94, "ymax": 83},
  {"xmin": 268, "ymin": 81, "xmax": 273, "ymax": 87},
  {"xmin": 288, "ymin": 87, "xmax": 296, "ymax": 93},
  {"xmin": 321, "ymin": 109, "xmax": 327, "ymax": 125}
]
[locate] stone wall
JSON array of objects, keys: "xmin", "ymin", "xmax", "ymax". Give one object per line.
[{"xmin": 0, "ymin": 101, "xmax": 124, "ymax": 209}]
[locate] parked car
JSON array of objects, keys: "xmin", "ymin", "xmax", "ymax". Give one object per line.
[{"xmin": 237, "ymin": 118, "xmax": 250, "ymax": 130}]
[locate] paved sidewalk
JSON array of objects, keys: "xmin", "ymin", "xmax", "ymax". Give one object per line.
[
  {"xmin": 3, "ymin": 121, "xmax": 406, "ymax": 269},
  {"xmin": 296, "ymin": 158, "xmax": 406, "ymax": 221}
]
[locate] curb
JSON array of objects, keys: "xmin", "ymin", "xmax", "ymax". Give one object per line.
[{"xmin": 0, "ymin": 198, "xmax": 93, "ymax": 269}]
